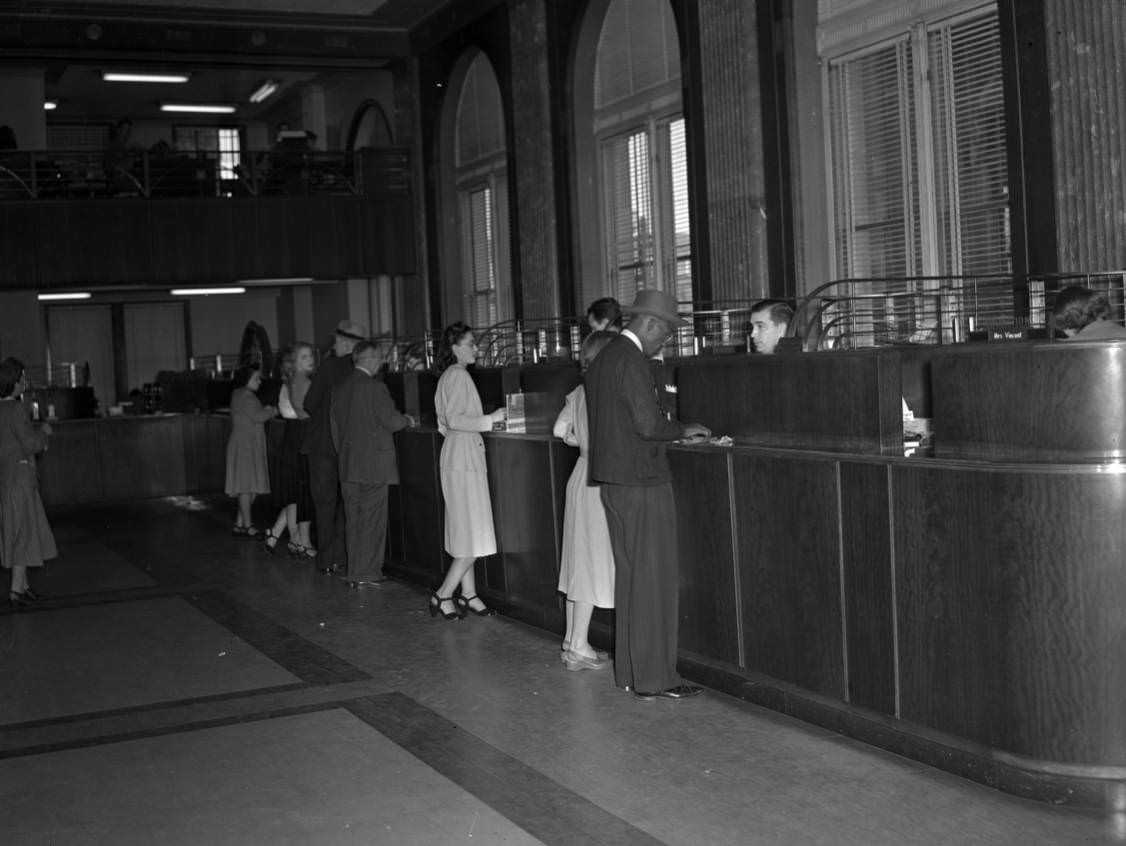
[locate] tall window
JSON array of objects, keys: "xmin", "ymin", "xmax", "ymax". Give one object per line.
[
  {"xmin": 603, "ymin": 116, "xmax": 691, "ymax": 305},
  {"xmin": 593, "ymin": 0, "xmax": 690, "ymax": 307},
  {"xmin": 454, "ymin": 54, "xmax": 510, "ymax": 328},
  {"xmin": 826, "ymin": 5, "xmax": 1010, "ymax": 279}
]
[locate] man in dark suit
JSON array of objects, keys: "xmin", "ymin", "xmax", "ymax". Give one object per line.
[
  {"xmin": 302, "ymin": 319, "xmax": 364, "ymax": 575},
  {"xmin": 330, "ymin": 340, "xmax": 414, "ymax": 589},
  {"xmin": 586, "ymin": 289, "xmax": 711, "ymax": 700}
]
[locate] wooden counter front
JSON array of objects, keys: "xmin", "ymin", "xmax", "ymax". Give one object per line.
[
  {"xmin": 387, "ymin": 435, "xmax": 1126, "ymax": 807},
  {"xmin": 38, "ymin": 414, "xmax": 229, "ymax": 507}
]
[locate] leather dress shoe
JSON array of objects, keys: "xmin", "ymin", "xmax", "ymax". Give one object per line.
[
  {"xmin": 347, "ymin": 577, "xmax": 387, "ymax": 589},
  {"xmin": 633, "ymin": 684, "xmax": 704, "ymax": 701}
]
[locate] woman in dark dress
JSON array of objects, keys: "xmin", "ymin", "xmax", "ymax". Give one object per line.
[
  {"xmin": 0, "ymin": 358, "xmax": 57, "ymax": 606},
  {"xmin": 225, "ymin": 364, "xmax": 275, "ymax": 537},
  {"xmin": 263, "ymin": 343, "xmax": 316, "ymax": 557}
]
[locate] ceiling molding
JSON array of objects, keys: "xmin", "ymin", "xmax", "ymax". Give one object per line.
[{"xmin": 0, "ymin": 3, "xmax": 412, "ymax": 67}]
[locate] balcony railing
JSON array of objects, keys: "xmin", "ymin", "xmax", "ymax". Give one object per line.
[{"xmin": 0, "ymin": 147, "xmax": 405, "ymax": 200}]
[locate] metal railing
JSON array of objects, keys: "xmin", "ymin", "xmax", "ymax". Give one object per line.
[
  {"xmin": 793, "ymin": 271, "xmax": 1126, "ymax": 351},
  {"xmin": 0, "ymin": 148, "xmax": 366, "ymax": 200}
]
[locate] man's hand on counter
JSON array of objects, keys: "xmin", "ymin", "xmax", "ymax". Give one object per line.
[{"xmin": 680, "ymin": 422, "xmax": 711, "ymax": 441}]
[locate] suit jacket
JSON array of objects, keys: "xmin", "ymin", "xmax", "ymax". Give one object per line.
[
  {"xmin": 586, "ymin": 334, "xmax": 683, "ymax": 486},
  {"xmin": 330, "ymin": 368, "xmax": 409, "ymax": 484},
  {"xmin": 301, "ymin": 352, "xmax": 354, "ymax": 457}
]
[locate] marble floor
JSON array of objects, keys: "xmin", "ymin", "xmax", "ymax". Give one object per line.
[{"xmin": 0, "ymin": 496, "xmax": 1120, "ymax": 845}]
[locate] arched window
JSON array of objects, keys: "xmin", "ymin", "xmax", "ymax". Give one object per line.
[
  {"xmin": 576, "ymin": 0, "xmax": 689, "ymax": 309},
  {"xmin": 453, "ymin": 53, "xmax": 511, "ymax": 328},
  {"xmin": 346, "ymin": 100, "xmax": 393, "ymax": 150}
]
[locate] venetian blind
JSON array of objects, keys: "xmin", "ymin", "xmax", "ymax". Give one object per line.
[
  {"xmin": 604, "ymin": 128, "xmax": 656, "ymax": 304},
  {"xmin": 665, "ymin": 117, "xmax": 693, "ymax": 304},
  {"xmin": 466, "ymin": 185, "xmax": 498, "ymax": 328},
  {"xmin": 828, "ymin": 37, "xmax": 919, "ymax": 278},
  {"xmin": 928, "ymin": 12, "xmax": 1011, "ymax": 275},
  {"xmin": 827, "ymin": 4, "xmax": 1008, "ymax": 280}
]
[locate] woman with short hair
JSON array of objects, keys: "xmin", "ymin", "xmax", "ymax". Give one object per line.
[{"xmin": 225, "ymin": 363, "xmax": 275, "ymax": 538}]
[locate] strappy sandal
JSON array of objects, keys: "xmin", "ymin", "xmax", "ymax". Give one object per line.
[
  {"xmin": 428, "ymin": 592, "xmax": 462, "ymax": 620},
  {"xmin": 263, "ymin": 530, "xmax": 282, "ymax": 553},
  {"xmin": 456, "ymin": 594, "xmax": 497, "ymax": 617}
]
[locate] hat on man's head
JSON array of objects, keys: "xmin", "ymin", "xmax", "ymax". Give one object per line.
[
  {"xmin": 335, "ymin": 319, "xmax": 368, "ymax": 341},
  {"xmin": 627, "ymin": 289, "xmax": 687, "ymax": 328}
]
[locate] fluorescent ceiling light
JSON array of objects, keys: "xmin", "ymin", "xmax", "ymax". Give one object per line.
[
  {"xmin": 170, "ymin": 287, "xmax": 246, "ymax": 296},
  {"xmin": 161, "ymin": 103, "xmax": 236, "ymax": 114},
  {"xmin": 236, "ymin": 277, "xmax": 314, "ymax": 286},
  {"xmin": 103, "ymin": 72, "xmax": 190, "ymax": 83},
  {"xmin": 38, "ymin": 292, "xmax": 91, "ymax": 301},
  {"xmin": 248, "ymin": 80, "xmax": 278, "ymax": 104},
  {"xmin": 43, "ymin": 100, "xmax": 58, "ymax": 110}
]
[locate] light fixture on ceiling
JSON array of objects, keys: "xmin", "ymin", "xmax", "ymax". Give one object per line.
[
  {"xmin": 43, "ymin": 100, "xmax": 58, "ymax": 110},
  {"xmin": 161, "ymin": 103, "xmax": 237, "ymax": 114},
  {"xmin": 103, "ymin": 71, "xmax": 190, "ymax": 84},
  {"xmin": 37, "ymin": 292, "xmax": 91, "ymax": 301},
  {"xmin": 170, "ymin": 287, "xmax": 246, "ymax": 296},
  {"xmin": 248, "ymin": 80, "xmax": 279, "ymax": 104},
  {"xmin": 235, "ymin": 277, "xmax": 314, "ymax": 286}
]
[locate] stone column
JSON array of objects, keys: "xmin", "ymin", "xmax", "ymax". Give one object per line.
[{"xmin": 507, "ymin": 0, "xmax": 560, "ymax": 320}]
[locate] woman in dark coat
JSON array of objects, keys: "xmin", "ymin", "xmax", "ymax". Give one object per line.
[{"xmin": 0, "ymin": 358, "xmax": 57, "ymax": 605}]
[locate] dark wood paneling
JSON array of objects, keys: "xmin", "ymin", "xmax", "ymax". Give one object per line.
[
  {"xmin": 98, "ymin": 416, "xmax": 186, "ymax": 499},
  {"xmin": 0, "ymin": 204, "xmax": 40, "ymax": 287},
  {"xmin": 670, "ymin": 447, "xmax": 740, "ymax": 665},
  {"xmin": 1, "ymin": 192, "xmax": 415, "ymax": 291},
  {"xmin": 38, "ymin": 421, "xmax": 103, "ymax": 506},
  {"xmin": 485, "ymin": 436, "xmax": 560, "ymax": 606},
  {"xmin": 395, "ymin": 430, "xmax": 445, "ymax": 582},
  {"xmin": 148, "ymin": 200, "xmax": 238, "ymax": 284},
  {"xmin": 676, "ymin": 351, "xmax": 902, "ymax": 453},
  {"xmin": 839, "ymin": 461, "xmax": 895, "ymax": 714},
  {"xmin": 895, "ymin": 464, "xmax": 1126, "ymax": 763},
  {"xmin": 732, "ymin": 453, "xmax": 844, "ymax": 697},
  {"xmin": 932, "ymin": 342, "xmax": 1126, "ymax": 461},
  {"xmin": 183, "ymin": 414, "xmax": 229, "ymax": 494}
]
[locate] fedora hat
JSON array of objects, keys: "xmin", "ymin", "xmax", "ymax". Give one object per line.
[
  {"xmin": 627, "ymin": 289, "xmax": 687, "ymax": 328},
  {"xmin": 335, "ymin": 319, "xmax": 368, "ymax": 341}
]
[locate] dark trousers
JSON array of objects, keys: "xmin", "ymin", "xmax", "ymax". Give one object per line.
[
  {"xmin": 600, "ymin": 481, "xmax": 681, "ymax": 693},
  {"xmin": 341, "ymin": 481, "xmax": 389, "ymax": 583},
  {"xmin": 307, "ymin": 452, "xmax": 346, "ymax": 571}
]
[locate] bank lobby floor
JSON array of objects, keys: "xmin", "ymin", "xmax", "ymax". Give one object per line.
[{"xmin": 0, "ymin": 496, "xmax": 1119, "ymax": 845}]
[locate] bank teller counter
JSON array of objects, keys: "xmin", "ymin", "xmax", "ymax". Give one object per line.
[
  {"xmin": 670, "ymin": 341, "xmax": 1126, "ymax": 807},
  {"xmin": 389, "ymin": 342, "xmax": 1126, "ymax": 806}
]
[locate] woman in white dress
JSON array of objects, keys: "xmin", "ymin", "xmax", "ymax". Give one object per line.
[
  {"xmin": 553, "ymin": 331, "xmax": 616, "ymax": 670},
  {"xmin": 430, "ymin": 322, "xmax": 506, "ymax": 621}
]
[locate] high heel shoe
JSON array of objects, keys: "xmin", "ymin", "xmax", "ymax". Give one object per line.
[
  {"xmin": 456, "ymin": 594, "xmax": 496, "ymax": 617},
  {"xmin": 428, "ymin": 592, "xmax": 461, "ymax": 621},
  {"xmin": 263, "ymin": 530, "xmax": 281, "ymax": 553}
]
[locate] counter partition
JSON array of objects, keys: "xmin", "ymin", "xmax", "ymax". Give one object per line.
[{"xmin": 386, "ymin": 343, "xmax": 1126, "ymax": 808}]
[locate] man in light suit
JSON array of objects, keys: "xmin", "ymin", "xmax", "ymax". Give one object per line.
[
  {"xmin": 586, "ymin": 289, "xmax": 711, "ymax": 700},
  {"xmin": 302, "ymin": 319, "xmax": 363, "ymax": 575},
  {"xmin": 330, "ymin": 340, "xmax": 415, "ymax": 589}
]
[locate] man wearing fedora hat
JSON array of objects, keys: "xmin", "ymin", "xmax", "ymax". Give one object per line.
[
  {"xmin": 586, "ymin": 289, "xmax": 711, "ymax": 700},
  {"xmin": 301, "ymin": 319, "xmax": 366, "ymax": 575}
]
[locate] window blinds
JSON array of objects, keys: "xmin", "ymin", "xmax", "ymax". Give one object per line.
[
  {"xmin": 601, "ymin": 116, "xmax": 692, "ymax": 306},
  {"xmin": 827, "ymin": 5, "xmax": 1009, "ymax": 281}
]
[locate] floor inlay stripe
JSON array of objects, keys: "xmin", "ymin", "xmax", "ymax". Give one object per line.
[
  {"xmin": 347, "ymin": 693, "xmax": 665, "ymax": 846},
  {"xmin": 185, "ymin": 590, "xmax": 370, "ymax": 685}
]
